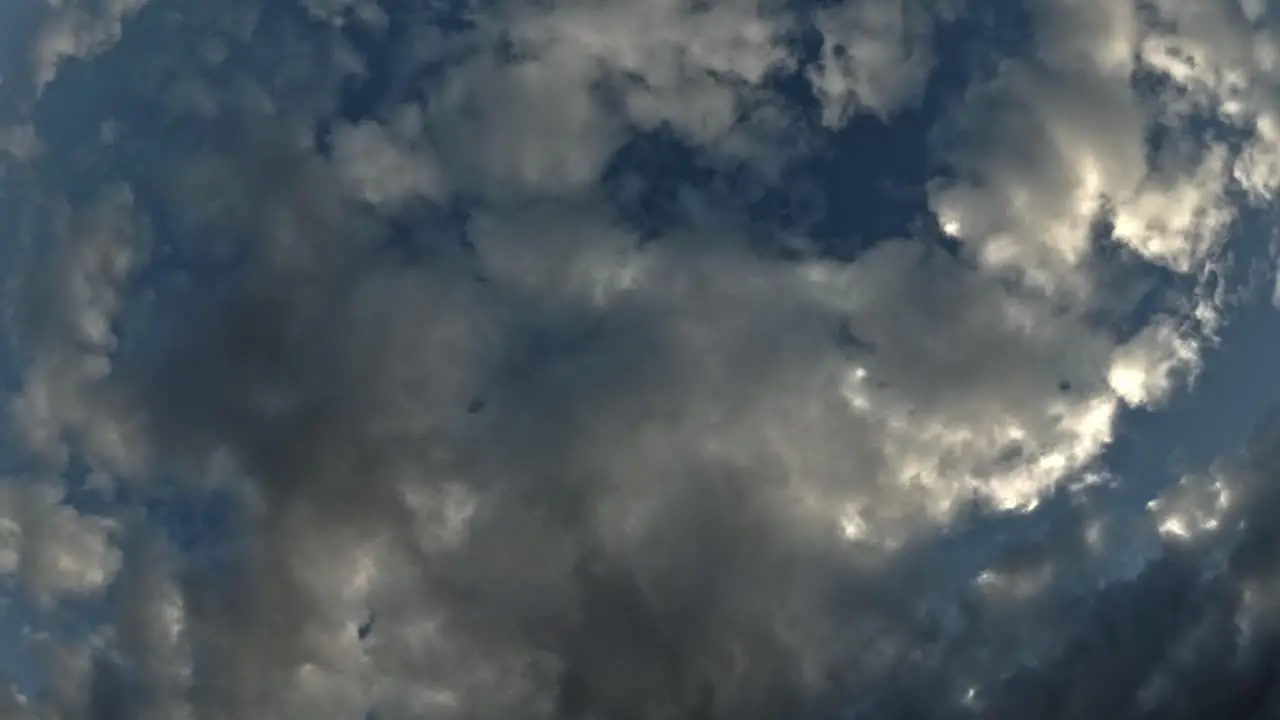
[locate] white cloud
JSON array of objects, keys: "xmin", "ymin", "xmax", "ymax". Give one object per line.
[{"xmin": 1107, "ymin": 314, "xmax": 1206, "ymax": 407}]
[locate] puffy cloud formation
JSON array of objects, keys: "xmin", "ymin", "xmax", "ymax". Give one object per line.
[{"xmin": 1, "ymin": 0, "xmax": 1280, "ymax": 717}]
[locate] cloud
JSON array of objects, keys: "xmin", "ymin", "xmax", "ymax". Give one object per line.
[
  {"xmin": 2, "ymin": 0, "xmax": 1280, "ymax": 718},
  {"xmin": 27, "ymin": 0, "xmax": 152, "ymax": 93},
  {"xmin": 5, "ymin": 184, "xmax": 150, "ymax": 479},
  {"xmin": 0, "ymin": 482, "xmax": 119, "ymax": 608},
  {"xmin": 329, "ymin": 109, "xmax": 448, "ymax": 207},
  {"xmin": 805, "ymin": 0, "xmax": 942, "ymax": 126}
]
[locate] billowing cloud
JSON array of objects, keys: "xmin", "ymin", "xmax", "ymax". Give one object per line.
[{"xmin": 1, "ymin": 0, "xmax": 1280, "ymax": 718}]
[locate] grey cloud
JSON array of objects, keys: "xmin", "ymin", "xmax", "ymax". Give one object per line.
[
  {"xmin": 3, "ymin": 184, "xmax": 150, "ymax": 484},
  {"xmin": 806, "ymin": 0, "xmax": 940, "ymax": 126},
  {"xmin": 28, "ymin": 0, "xmax": 152, "ymax": 93},
  {"xmin": 5, "ymin": 0, "xmax": 1280, "ymax": 718}
]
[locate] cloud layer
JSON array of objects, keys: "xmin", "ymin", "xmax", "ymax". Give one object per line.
[{"xmin": 2, "ymin": 0, "xmax": 1280, "ymax": 718}]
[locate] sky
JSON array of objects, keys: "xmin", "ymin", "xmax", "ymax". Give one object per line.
[{"xmin": 2, "ymin": 0, "xmax": 1280, "ymax": 718}]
